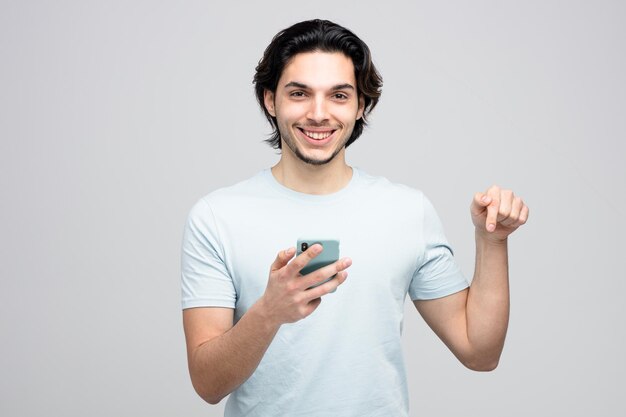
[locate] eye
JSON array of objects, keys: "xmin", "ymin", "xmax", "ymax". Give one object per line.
[
  {"xmin": 289, "ymin": 91, "xmax": 306, "ymax": 98},
  {"xmin": 333, "ymin": 93, "xmax": 349, "ymax": 100}
]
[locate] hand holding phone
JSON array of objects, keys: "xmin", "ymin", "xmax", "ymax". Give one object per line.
[
  {"xmin": 258, "ymin": 239, "xmax": 350, "ymax": 326},
  {"xmin": 296, "ymin": 238, "xmax": 340, "ymax": 290}
]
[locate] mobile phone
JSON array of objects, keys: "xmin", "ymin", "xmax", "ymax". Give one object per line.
[{"xmin": 296, "ymin": 238, "xmax": 340, "ymax": 290}]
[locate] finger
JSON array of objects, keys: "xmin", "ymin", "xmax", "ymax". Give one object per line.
[
  {"xmin": 501, "ymin": 196, "xmax": 522, "ymax": 227},
  {"xmin": 302, "ymin": 297, "xmax": 322, "ymax": 317},
  {"xmin": 304, "ymin": 269, "xmax": 349, "ymax": 301},
  {"xmin": 517, "ymin": 204, "xmax": 529, "ymax": 226},
  {"xmin": 284, "ymin": 243, "xmax": 323, "ymax": 277},
  {"xmin": 302, "ymin": 257, "xmax": 352, "ymax": 290},
  {"xmin": 485, "ymin": 185, "xmax": 501, "ymax": 232},
  {"xmin": 271, "ymin": 247, "xmax": 295, "ymax": 272},
  {"xmin": 497, "ymin": 189, "xmax": 514, "ymax": 221},
  {"xmin": 491, "ymin": 189, "xmax": 512, "ymax": 227},
  {"xmin": 470, "ymin": 192, "xmax": 491, "ymax": 216}
]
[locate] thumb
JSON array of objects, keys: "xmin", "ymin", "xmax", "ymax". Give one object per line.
[
  {"xmin": 271, "ymin": 247, "xmax": 295, "ymax": 272},
  {"xmin": 471, "ymin": 192, "xmax": 492, "ymax": 216}
]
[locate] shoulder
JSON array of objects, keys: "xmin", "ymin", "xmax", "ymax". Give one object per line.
[
  {"xmin": 187, "ymin": 170, "xmax": 267, "ymax": 221},
  {"xmin": 202, "ymin": 170, "xmax": 268, "ymax": 205},
  {"xmin": 355, "ymin": 167, "xmax": 426, "ymax": 204}
]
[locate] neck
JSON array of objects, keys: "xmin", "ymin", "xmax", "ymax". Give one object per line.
[{"xmin": 271, "ymin": 150, "xmax": 353, "ymax": 195}]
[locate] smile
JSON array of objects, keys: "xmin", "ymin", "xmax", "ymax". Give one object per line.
[{"xmin": 297, "ymin": 128, "xmax": 336, "ymax": 140}]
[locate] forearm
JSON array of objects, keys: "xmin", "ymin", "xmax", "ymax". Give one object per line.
[
  {"xmin": 189, "ymin": 300, "xmax": 280, "ymax": 404},
  {"xmin": 466, "ymin": 231, "xmax": 510, "ymax": 369}
]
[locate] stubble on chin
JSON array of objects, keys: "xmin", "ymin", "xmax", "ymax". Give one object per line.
[
  {"xmin": 293, "ymin": 146, "xmax": 342, "ymax": 166},
  {"xmin": 281, "ymin": 127, "xmax": 350, "ymax": 166}
]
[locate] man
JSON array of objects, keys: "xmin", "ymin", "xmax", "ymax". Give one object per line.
[{"xmin": 181, "ymin": 19, "xmax": 529, "ymax": 416}]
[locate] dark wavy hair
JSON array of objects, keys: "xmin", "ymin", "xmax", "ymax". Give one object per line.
[{"xmin": 253, "ymin": 19, "xmax": 383, "ymax": 150}]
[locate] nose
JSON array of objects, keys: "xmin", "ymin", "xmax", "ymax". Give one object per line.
[{"xmin": 306, "ymin": 94, "xmax": 329, "ymax": 123}]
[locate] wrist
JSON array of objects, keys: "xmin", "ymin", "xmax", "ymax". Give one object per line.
[
  {"xmin": 475, "ymin": 229, "xmax": 508, "ymax": 247},
  {"xmin": 252, "ymin": 296, "xmax": 283, "ymax": 330}
]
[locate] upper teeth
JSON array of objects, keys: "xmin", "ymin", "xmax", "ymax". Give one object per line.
[{"xmin": 304, "ymin": 130, "xmax": 332, "ymax": 140}]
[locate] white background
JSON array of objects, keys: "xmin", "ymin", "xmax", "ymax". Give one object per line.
[{"xmin": 1, "ymin": 1, "xmax": 624, "ymax": 415}]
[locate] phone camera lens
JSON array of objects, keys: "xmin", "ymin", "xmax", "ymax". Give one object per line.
[{"xmin": 301, "ymin": 242, "xmax": 308, "ymax": 251}]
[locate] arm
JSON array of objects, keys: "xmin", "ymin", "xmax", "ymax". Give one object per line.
[
  {"xmin": 414, "ymin": 186, "xmax": 529, "ymax": 371},
  {"xmin": 183, "ymin": 304, "xmax": 279, "ymax": 404},
  {"xmin": 183, "ymin": 245, "xmax": 351, "ymax": 404}
]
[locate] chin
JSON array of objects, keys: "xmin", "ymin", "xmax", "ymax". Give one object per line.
[{"xmin": 295, "ymin": 146, "xmax": 343, "ymax": 166}]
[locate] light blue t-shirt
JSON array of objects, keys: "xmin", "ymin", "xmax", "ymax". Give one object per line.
[{"xmin": 181, "ymin": 167, "xmax": 469, "ymax": 417}]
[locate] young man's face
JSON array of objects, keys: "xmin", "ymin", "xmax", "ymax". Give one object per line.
[{"xmin": 264, "ymin": 51, "xmax": 365, "ymax": 166}]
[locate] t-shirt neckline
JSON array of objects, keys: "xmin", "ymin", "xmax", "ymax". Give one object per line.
[{"xmin": 262, "ymin": 166, "xmax": 361, "ymax": 203}]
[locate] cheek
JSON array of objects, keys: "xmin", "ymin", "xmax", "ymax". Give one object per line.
[
  {"xmin": 338, "ymin": 105, "xmax": 360, "ymax": 124},
  {"xmin": 276, "ymin": 102, "xmax": 307, "ymax": 121}
]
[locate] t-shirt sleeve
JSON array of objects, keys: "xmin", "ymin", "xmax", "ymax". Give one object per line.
[
  {"xmin": 180, "ymin": 198, "xmax": 236, "ymax": 310},
  {"xmin": 408, "ymin": 194, "xmax": 469, "ymax": 300}
]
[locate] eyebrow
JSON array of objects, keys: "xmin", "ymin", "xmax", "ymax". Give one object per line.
[{"xmin": 284, "ymin": 81, "xmax": 355, "ymax": 91}]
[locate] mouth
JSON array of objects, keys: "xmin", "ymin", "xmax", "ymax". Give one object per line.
[{"xmin": 296, "ymin": 127, "xmax": 337, "ymax": 146}]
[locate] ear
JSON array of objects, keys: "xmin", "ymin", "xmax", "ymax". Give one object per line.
[
  {"xmin": 356, "ymin": 95, "xmax": 365, "ymax": 120},
  {"xmin": 264, "ymin": 89, "xmax": 276, "ymax": 117}
]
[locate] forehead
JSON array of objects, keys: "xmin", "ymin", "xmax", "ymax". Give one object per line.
[{"xmin": 279, "ymin": 51, "xmax": 356, "ymax": 88}]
